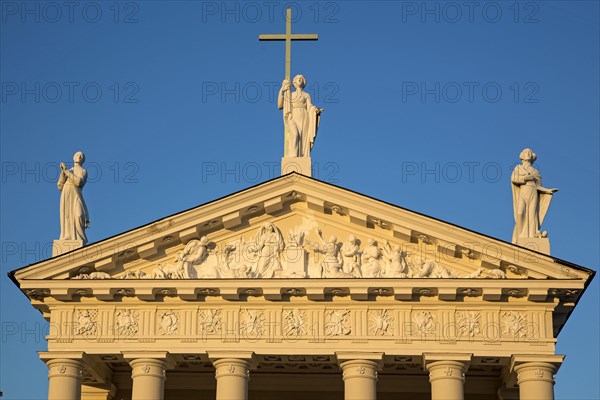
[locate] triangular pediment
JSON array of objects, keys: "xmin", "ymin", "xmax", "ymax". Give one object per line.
[
  {"xmin": 12, "ymin": 174, "xmax": 591, "ymax": 284},
  {"xmin": 11, "ymin": 174, "xmax": 595, "ymax": 337}
]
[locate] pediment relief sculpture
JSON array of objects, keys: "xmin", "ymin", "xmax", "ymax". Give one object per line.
[{"xmin": 68, "ymin": 221, "xmax": 531, "ymax": 280}]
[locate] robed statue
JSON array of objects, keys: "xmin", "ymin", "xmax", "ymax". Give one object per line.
[
  {"xmin": 278, "ymin": 74, "xmax": 323, "ymax": 157},
  {"xmin": 57, "ymin": 151, "xmax": 90, "ymax": 244},
  {"xmin": 511, "ymin": 148, "xmax": 558, "ymax": 243}
]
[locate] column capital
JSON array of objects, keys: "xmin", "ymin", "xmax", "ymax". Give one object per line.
[
  {"xmin": 209, "ymin": 351, "xmax": 257, "ymax": 368},
  {"xmin": 511, "ymin": 355, "xmax": 563, "ymax": 400},
  {"xmin": 339, "ymin": 359, "xmax": 380, "ymax": 382},
  {"xmin": 424, "ymin": 354, "xmax": 471, "ymax": 400},
  {"xmin": 211, "ymin": 352, "xmax": 255, "ymax": 400},
  {"xmin": 39, "ymin": 351, "xmax": 86, "ymax": 362},
  {"xmin": 337, "ymin": 354, "xmax": 382, "ymax": 400},
  {"xmin": 39, "ymin": 352, "xmax": 86, "ymax": 381},
  {"xmin": 40, "ymin": 352, "xmax": 85, "ymax": 400},
  {"xmin": 122, "ymin": 351, "xmax": 176, "ymax": 369},
  {"xmin": 423, "ymin": 353, "xmax": 472, "ymax": 367},
  {"xmin": 510, "ymin": 354, "xmax": 564, "ymax": 373},
  {"xmin": 336, "ymin": 352, "xmax": 384, "ymax": 365}
]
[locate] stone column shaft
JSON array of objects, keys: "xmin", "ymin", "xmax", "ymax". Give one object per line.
[
  {"xmin": 427, "ymin": 360, "xmax": 468, "ymax": 400},
  {"xmin": 514, "ymin": 362, "xmax": 557, "ymax": 400},
  {"xmin": 213, "ymin": 358, "xmax": 252, "ymax": 400},
  {"xmin": 46, "ymin": 358, "xmax": 84, "ymax": 400},
  {"xmin": 340, "ymin": 359, "xmax": 379, "ymax": 400},
  {"xmin": 129, "ymin": 358, "xmax": 168, "ymax": 400}
]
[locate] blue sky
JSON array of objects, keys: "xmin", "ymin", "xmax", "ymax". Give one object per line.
[{"xmin": 1, "ymin": 1, "xmax": 598, "ymax": 398}]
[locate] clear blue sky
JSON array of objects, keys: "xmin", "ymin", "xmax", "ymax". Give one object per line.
[{"xmin": 1, "ymin": 1, "xmax": 598, "ymax": 398}]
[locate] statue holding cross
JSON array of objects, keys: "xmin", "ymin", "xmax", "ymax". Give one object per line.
[{"xmin": 260, "ymin": 8, "xmax": 323, "ymax": 175}]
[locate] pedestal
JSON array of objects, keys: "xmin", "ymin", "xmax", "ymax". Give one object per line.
[
  {"xmin": 516, "ymin": 237, "xmax": 550, "ymax": 255},
  {"xmin": 281, "ymin": 156, "xmax": 312, "ymax": 177},
  {"xmin": 283, "ymin": 245, "xmax": 307, "ymax": 277},
  {"xmin": 53, "ymin": 240, "xmax": 84, "ymax": 256}
]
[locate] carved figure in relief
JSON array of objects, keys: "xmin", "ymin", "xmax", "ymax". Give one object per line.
[
  {"xmin": 115, "ymin": 309, "xmax": 139, "ymax": 336},
  {"xmin": 413, "ymin": 311, "xmax": 435, "ymax": 333},
  {"xmin": 278, "ymin": 74, "xmax": 323, "ymax": 157},
  {"xmin": 75, "ymin": 310, "xmax": 97, "ymax": 335},
  {"xmin": 242, "ymin": 310, "xmax": 264, "ymax": 336},
  {"xmin": 283, "ymin": 309, "xmax": 306, "ymax": 337},
  {"xmin": 159, "ymin": 311, "xmax": 178, "ymax": 335},
  {"xmin": 325, "ymin": 310, "xmax": 351, "ymax": 336},
  {"xmin": 342, "ymin": 235, "xmax": 362, "ymax": 277},
  {"xmin": 489, "ymin": 269, "xmax": 507, "ymax": 279},
  {"xmin": 312, "ymin": 229, "xmax": 349, "ymax": 278},
  {"xmin": 155, "ymin": 263, "xmax": 185, "ymax": 279},
  {"xmin": 463, "ymin": 268, "xmax": 484, "ymax": 279},
  {"xmin": 251, "ymin": 223, "xmax": 285, "ymax": 278},
  {"xmin": 381, "ymin": 241, "xmax": 408, "ymax": 278},
  {"xmin": 370, "ymin": 310, "xmax": 393, "ymax": 336},
  {"xmin": 214, "ymin": 244, "xmax": 239, "ymax": 278},
  {"xmin": 200, "ymin": 309, "xmax": 222, "ymax": 334},
  {"xmin": 412, "ymin": 257, "xmax": 454, "ymax": 278},
  {"xmin": 175, "ymin": 236, "xmax": 209, "ymax": 278},
  {"xmin": 361, "ymin": 239, "xmax": 383, "ymax": 278},
  {"xmin": 502, "ymin": 311, "xmax": 528, "ymax": 338},
  {"xmin": 57, "ymin": 151, "xmax": 90, "ymax": 244},
  {"xmin": 121, "ymin": 270, "xmax": 147, "ymax": 279},
  {"xmin": 72, "ymin": 270, "xmax": 111, "ymax": 279},
  {"xmin": 456, "ymin": 311, "xmax": 481, "ymax": 338},
  {"xmin": 511, "ymin": 148, "xmax": 558, "ymax": 242}
]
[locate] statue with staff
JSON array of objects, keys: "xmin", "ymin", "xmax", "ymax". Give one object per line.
[{"xmin": 260, "ymin": 8, "xmax": 323, "ymax": 164}]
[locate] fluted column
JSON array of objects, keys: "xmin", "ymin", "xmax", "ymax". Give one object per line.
[
  {"xmin": 123, "ymin": 352, "xmax": 175, "ymax": 400},
  {"xmin": 337, "ymin": 352, "xmax": 383, "ymax": 400},
  {"xmin": 511, "ymin": 355, "xmax": 563, "ymax": 400},
  {"xmin": 209, "ymin": 351, "xmax": 256, "ymax": 400},
  {"xmin": 423, "ymin": 353, "xmax": 472, "ymax": 400},
  {"xmin": 39, "ymin": 351, "xmax": 86, "ymax": 400}
]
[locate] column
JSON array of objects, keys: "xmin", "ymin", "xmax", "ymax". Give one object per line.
[
  {"xmin": 423, "ymin": 353, "xmax": 472, "ymax": 400},
  {"xmin": 337, "ymin": 352, "xmax": 383, "ymax": 400},
  {"xmin": 123, "ymin": 352, "xmax": 175, "ymax": 400},
  {"xmin": 39, "ymin": 351, "xmax": 85, "ymax": 400},
  {"xmin": 511, "ymin": 355, "xmax": 564, "ymax": 400},
  {"xmin": 209, "ymin": 351, "xmax": 256, "ymax": 400}
]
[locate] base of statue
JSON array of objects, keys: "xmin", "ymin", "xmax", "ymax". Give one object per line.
[
  {"xmin": 281, "ymin": 156, "xmax": 312, "ymax": 177},
  {"xmin": 516, "ymin": 237, "xmax": 550, "ymax": 255},
  {"xmin": 52, "ymin": 240, "xmax": 84, "ymax": 257}
]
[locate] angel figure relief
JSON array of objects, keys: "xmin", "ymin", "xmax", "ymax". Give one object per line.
[{"xmin": 250, "ymin": 223, "xmax": 285, "ymax": 278}]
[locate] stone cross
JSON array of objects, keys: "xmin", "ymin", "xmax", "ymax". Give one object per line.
[{"xmin": 258, "ymin": 8, "xmax": 318, "ymax": 81}]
